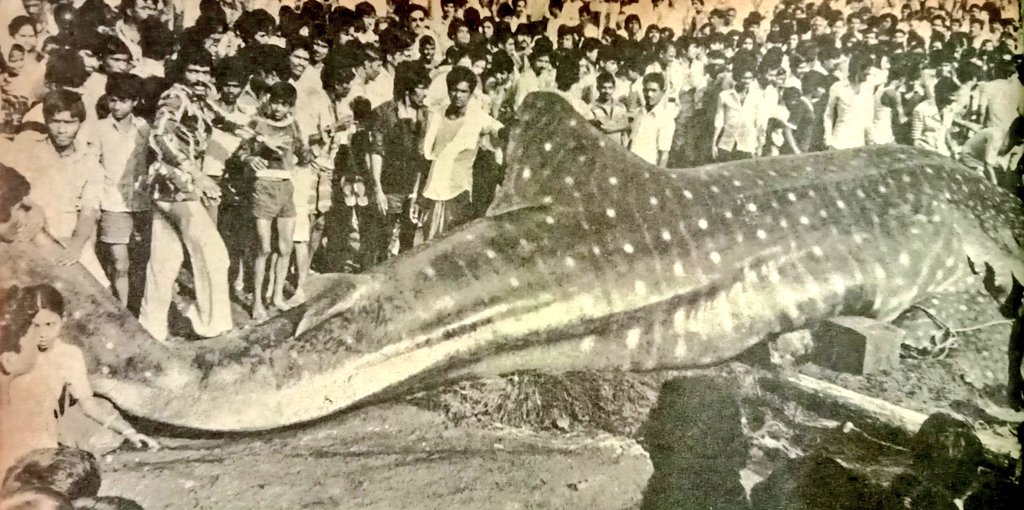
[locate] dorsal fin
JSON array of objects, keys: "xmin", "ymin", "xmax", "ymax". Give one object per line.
[{"xmin": 486, "ymin": 92, "xmax": 658, "ymax": 217}]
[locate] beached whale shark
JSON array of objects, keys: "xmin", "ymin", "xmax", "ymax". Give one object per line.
[{"xmin": 2, "ymin": 93, "xmax": 1022, "ymax": 432}]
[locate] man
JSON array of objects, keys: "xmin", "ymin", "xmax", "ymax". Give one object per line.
[
  {"xmin": 139, "ymin": 47, "xmax": 232, "ymax": 341},
  {"xmin": 363, "ymin": 26, "xmax": 416, "ymax": 108},
  {"xmin": 629, "ymin": 73, "xmax": 675, "ymax": 167},
  {"xmin": 369, "ymin": 61, "xmax": 431, "ymax": 258},
  {"xmin": 591, "ymin": 71, "xmax": 630, "ymax": 146},
  {"xmin": 0, "ymin": 89, "xmax": 107, "ymax": 286},
  {"xmin": 514, "ymin": 43, "xmax": 555, "ymax": 108},
  {"xmin": 421, "ymin": 66, "xmax": 502, "ymax": 240}
]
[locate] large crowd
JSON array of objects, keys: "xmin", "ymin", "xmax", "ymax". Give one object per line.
[{"xmin": 0, "ymin": 0, "xmax": 1022, "ymax": 506}]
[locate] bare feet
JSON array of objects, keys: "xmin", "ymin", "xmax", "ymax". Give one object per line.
[
  {"xmin": 284, "ymin": 289, "xmax": 307, "ymax": 309},
  {"xmin": 272, "ymin": 295, "xmax": 292, "ymax": 311},
  {"xmin": 252, "ymin": 303, "xmax": 269, "ymax": 321}
]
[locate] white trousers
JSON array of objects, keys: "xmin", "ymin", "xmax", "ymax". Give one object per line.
[{"xmin": 138, "ymin": 200, "xmax": 233, "ymax": 341}]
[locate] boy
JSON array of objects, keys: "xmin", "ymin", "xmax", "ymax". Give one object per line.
[
  {"xmin": 238, "ymin": 82, "xmax": 311, "ymax": 320},
  {"xmin": 204, "ymin": 56, "xmax": 254, "ymax": 295},
  {"xmin": 96, "ymin": 73, "xmax": 151, "ymax": 307}
]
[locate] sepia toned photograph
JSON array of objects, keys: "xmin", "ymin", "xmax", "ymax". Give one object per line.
[{"xmin": 0, "ymin": 0, "xmax": 1022, "ymax": 508}]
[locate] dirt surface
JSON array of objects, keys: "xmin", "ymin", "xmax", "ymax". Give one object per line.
[
  {"xmin": 100, "ymin": 404, "xmax": 651, "ymax": 510},
  {"xmin": 98, "ymin": 284, "xmax": 1022, "ymax": 509}
]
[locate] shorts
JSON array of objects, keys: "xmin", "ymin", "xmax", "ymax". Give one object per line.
[
  {"xmin": 99, "ymin": 210, "xmax": 151, "ymax": 245},
  {"xmin": 251, "ymin": 179, "xmax": 296, "ymax": 219}
]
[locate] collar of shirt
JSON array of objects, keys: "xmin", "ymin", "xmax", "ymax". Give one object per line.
[{"xmin": 108, "ymin": 114, "xmax": 143, "ymax": 133}]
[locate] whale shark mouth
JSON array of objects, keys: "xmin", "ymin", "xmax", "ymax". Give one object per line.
[{"xmin": 3, "ymin": 92, "xmax": 1022, "ymax": 432}]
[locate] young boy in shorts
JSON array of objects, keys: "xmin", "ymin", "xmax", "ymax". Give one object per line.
[
  {"xmin": 238, "ymin": 82, "xmax": 311, "ymax": 320},
  {"xmin": 96, "ymin": 73, "xmax": 151, "ymax": 307}
]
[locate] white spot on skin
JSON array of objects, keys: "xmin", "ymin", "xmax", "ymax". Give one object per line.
[
  {"xmin": 661, "ymin": 229, "xmax": 672, "ymax": 241},
  {"xmin": 579, "ymin": 336, "xmax": 595, "ymax": 353},
  {"xmin": 626, "ymin": 328, "xmax": 642, "ymax": 350},
  {"xmin": 733, "ymin": 179, "xmax": 742, "ymax": 187},
  {"xmin": 780, "ymin": 219, "xmax": 789, "ymax": 228},
  {"xmin": 683, "ymin": 190, "xmax": 693, "ymax": 199},
  {"xmin": 634, "ymin": 281, "xmax": 647, "ymax": 297},
  {"xmin": 522, "ymin": 167, "xmax": 532, "ymax": 180},
  {"xmin": 485, "ymin": 249, "xmax": 496, "ymax": 259},
  {"xmin": 673, "ymin": 261, "xmax": 684, "ymax": 277},
  {"xmin": 592, "ymin": 246, "xmax": 601, "ymax": 255},
  {"xmin": 710, "ymin": 252, "xmax": 721, "ymax": 264},
  {"xmin": 101, "ymin": 366, "xmax": 110, "ymax": 375},
  {"xmin": 819, "ymin": 210, "xmax": 828, "ymax": 219},
  {"xmin": 564, "ymin": 256, "xmax": 575, "ymax": 268},
  {"xmin": 811, "ymin": 246, "xmax": 824, "ymax": 257},
  {"xmin": 945, "ymin": 256, "xmax": 956, "ymax": 267},
  {"xmin": 649, "ymin": 196, "xmax": 659, "ymax": 206},
  {"xmin": 711, "ymin": 185, "xmax": 720, "ymax": 193},
  {"xmin": 423, "ymin": 266, "xmax": 436, "ymax": 277},
  {"xmin": 879, "ymin": 185, "xmax": 887, "ymax": 193},
  {"xmin": 564, "ymin": 176, "xmax": 574, "ymax": 185},
  {"xmin": 105, "ymin": 342, "xmax": 114, "ymax": 350},
  {"xmin": 787, "ymin": 192, "xmax": 797, "ymax": 202},
  {"xmin": 735, "ymin": 233, "xmax": 744, "ymax": 243},
  {"xmin": 608, "ymin": 177, "xmax": 618, "ymax": 185},
  {"xmin": 756, "ymin": 229, "xmax": 767, "ymax": 239},
  {"xmin": 623, "ymin": 243, "xmax": 634, "ymax": 254},
  {"xmin": 746, "ymin": 203, "xmax": 757, "ymax": 212},
  {"xmin": 698, "ymin": 219, "xmax": 708, "ymax": 230},
  {"xmin": 543, "ymin": 142, "xmax": 552, "ymax": 151},
  {"xmin": 672, "ymin": 308, "xmax": 687, "ymax": 335},
  {"xmin": 144, "ymin": 371, "xmax": 152, "ymax": 379},
  {"xmin": 836, "ymin": 200, "xmax": 846, "ymax": 209},
  {"xmin": 799, "ymin": 216, "xmax": 809, "ymax": 225},
  {"xmin": 828, "ymin": 274, "xmax": 846, "ymax": 293},
  {"xmin": 545, "ymin": 216, "xmax": 555, "ymax": 224},
  {"xmin": 606, "ymin": 208, "xmax": 616, "ymax": 218},
  {"xmin": 509, "ymin": 277, "xmax": 520, "ymax": 287},
  {"xmin": 542, "ymin": 196, "xmax": 553, "ymax": 204},
  {"xmin": 899, "ymin": 253, "xmax": 910, "ymax": 266},
  {"xmin": 874, "ymin": 265, "xmax": 887, "ymax": 279},
  {"xmin": 724, "ymin": 211, "xmax": 733, "ymax": 219}
]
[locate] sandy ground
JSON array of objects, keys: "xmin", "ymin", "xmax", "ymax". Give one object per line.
[
  {"xmin": 100, "ymin": 403, "xmax": 651, "ymax": 510},
  {"xmin": 97, "ymin": 285, "xmax": 1022, "ymax": 509}
]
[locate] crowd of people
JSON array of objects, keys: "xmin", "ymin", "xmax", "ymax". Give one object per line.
[{"xmin": 0, "ymin": 0, "xmax": 1022, "ymax": 505}]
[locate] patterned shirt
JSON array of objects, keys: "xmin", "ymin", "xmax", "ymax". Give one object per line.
[{"xmin": 148, "ymin": 83, "xmax": 216, "ymax": 202}]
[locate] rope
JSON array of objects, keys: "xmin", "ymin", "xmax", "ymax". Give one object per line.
[{"xmin": 902, "ymin": 305, "xmax": 1014, "ymax": 360}]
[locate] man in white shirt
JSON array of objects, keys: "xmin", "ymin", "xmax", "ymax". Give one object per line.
[
  {"xmin": 629, "ymin": 72, "xmax": 675, "ymax": 167},
  {"xmin": 421, "ymin": 66, "xmax": 503, "ymax": 239}
]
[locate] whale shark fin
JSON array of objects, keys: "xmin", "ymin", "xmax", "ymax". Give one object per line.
[{"xmin": 486, "ymin": 92, "xmax": 654, "ymax": 217}]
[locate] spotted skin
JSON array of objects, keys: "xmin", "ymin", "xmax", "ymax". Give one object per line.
[{"xmin": 3, "ymin": 93, "xmax": 1022, "ymax": 431}]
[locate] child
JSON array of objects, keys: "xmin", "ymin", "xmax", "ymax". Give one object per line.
[
  {"xmin": 96, "ymin": 73, "xmax": 151, "ymax": 308},
  {"xmin": 0, "ymin": 285, "xmax": 159, "ymax": 480},
  {"xmin": 238, "ymin": 82, "xmax": 311, "ymax": 320}
]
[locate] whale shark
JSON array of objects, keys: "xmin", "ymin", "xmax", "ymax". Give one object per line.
[{"xmin": 1, "ymin": 92, "xmax": 1022, "ymax": 432}]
